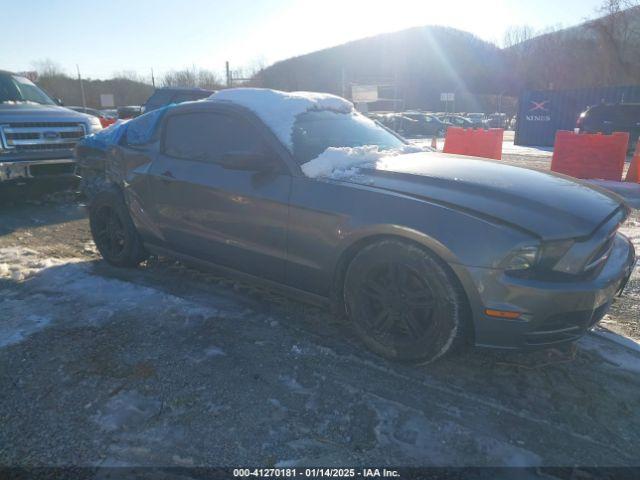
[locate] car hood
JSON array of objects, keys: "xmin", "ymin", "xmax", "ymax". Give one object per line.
[
  {"xmin": 351, "ymin": 152, "xmax": 624, "ymax": 240},
  {"xmin": 0, "ymin": 103, "xmax": 91, "ymax": 123}
]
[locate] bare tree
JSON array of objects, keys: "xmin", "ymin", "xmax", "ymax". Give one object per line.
[
  {"xmin": 162, "ymin": 66, "xmax": 223, "ymax": 90},
  {"xmin": 502, "ymin": 25, "xmax": 535, "ymax": 48},
  {"xmin": 587, "ymin": 0, "xmax": 640, "ymax": 83},
  {"xmin": 501, "ymin": 25, "xmax": 541, "ymax": 91},
  {"xmin": 31, "ymin": 59, "xmax": 66, "ymax": 78},
  {"xmin": 112, "ymin": 70, "xmax": 144, "ymax": 82}
]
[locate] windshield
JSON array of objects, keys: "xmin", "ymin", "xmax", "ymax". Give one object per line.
[
  {"xmin": 0, "ymin": 74, "xmax": 56, "ymax": 105},
  {"xmin": 291, "ymin": 110, "xmax": 405, "ymax": 165}
]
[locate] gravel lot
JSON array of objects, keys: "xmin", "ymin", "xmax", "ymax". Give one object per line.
[{"xmin": 1, "ymin": 153, "xmax": 639, "ymax": 470}]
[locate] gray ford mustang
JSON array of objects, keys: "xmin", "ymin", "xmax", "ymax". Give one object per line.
[{"xmin": 76, "ymin": 89, "xmax": 636, "ymax": 364}]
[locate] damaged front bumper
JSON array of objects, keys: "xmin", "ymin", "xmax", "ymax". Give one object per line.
[
  {"xmin": 460, "ymin": 233, "xmax": 636, "ymax": 350},
  {"xmin": 0, "ymin": 155, "xmax": 80, "ymax": 197},
  {"xmin": 0, "ymin": 158, "xmax": 79, "ymax": 185}
]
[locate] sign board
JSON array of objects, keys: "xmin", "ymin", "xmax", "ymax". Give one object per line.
[
  {"xmin": 100, "ymin": 94, "xmax": 115, "ymax": 108},
  {"xmin": 352, "ymin": 85, "xmax": 378, "ymax": 103},
  {"xmin": 440, "ymin": 92, "xmax": 455, "ymax": 102}
]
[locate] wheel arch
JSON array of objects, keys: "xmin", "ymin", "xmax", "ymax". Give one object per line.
[{"xmin": 330, "ymin": 227, "xmax": 479, "ymax": 344}]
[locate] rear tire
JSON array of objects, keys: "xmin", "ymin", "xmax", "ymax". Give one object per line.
[
  {"xmin": 344, "ymin": 239, "xmax": 468, "ymax": 364},
  {"xmin": 89, "ymin": 188, "xmax": 148, "ymax": 267}
]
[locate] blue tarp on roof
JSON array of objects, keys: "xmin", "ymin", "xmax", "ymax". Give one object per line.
[{"xmin": 79, "ymin": 104, "xmax": 174, "ymax": 151}]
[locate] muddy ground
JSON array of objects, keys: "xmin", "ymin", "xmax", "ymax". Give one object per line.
[{"xmin": 1, "ymin": 162, "xmax": 639, "ymax": 472}]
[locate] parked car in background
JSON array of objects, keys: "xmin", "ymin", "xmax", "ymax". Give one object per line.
[
  {"xmin": 0, "ymin": 69, "xmax": 101, "ymax": 194},
  {"xmin": 466, "ymin": 112, "xmax": 485, "ymax": 126},
  {"xmin": 142, "ymin": 87, "xmax": 215, "ymax": 113},
  {"xmin": 76, "ymin": 88, "xmax": 635, "ymax": 364},
  {"xmin": 577, "ymin": 103, "xmax": 640, "ymax": 152},
  {"xmin": 402, "ymin": 111, "xmax": 449, "ymax": 137},
  {"xmin": 68, "ymin": 106, "xmax": 117, "ymax": 128},
  {"xmin": 437, "ymin": 114, "xmax": 474, "ymax": 129},
  {"xmin": 375, "ymin": 111, "xmax": 447, "ymax": 138},
  {"xmin": 117, "ymin": 105, "xmax": 143, "ymax": 119},
  {"xmin": 485, "ymin": 112, "xmax": 508, "ymax": 128},
  {"xmin": 370, "ymin": 113, "xmax": 406, "ymax": 134},
  {"xmin": 101, "ymin": 108, "xmax": 118, "ymax": 118}
]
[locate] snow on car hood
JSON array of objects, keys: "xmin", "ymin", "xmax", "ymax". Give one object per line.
[
  {"xmin": 209, "ymin": 88, "xmax": 353, "ymax": 150},
  {"xmin": 301, "ymin": 145, "xmax": 427, "ymax": 179},
  {"xmin": 304, "ymin": 148, "xmax": 624, "ymax": 239}
]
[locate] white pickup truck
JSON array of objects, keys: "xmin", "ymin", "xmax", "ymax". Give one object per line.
[{"xmin": 0, "ymin": 70, "xmax": 102, "ymax": 193}]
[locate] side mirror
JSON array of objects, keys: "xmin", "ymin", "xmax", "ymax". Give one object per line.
[
  {"xmin": 216, "ymin": 151, "xmax": 277, "ymax": 172},
  {"xmin": 55, "ymin": 98, "xmax": 64, "ymax": 106}
]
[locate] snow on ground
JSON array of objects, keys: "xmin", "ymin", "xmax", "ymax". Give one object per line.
[
  {"xmin": 581, "ymin": 333, "xmax": 640, "ymax": 374},
  {"xmin": 501, "ymin": 142, "xmax": 553, "ymax": 157},
  {"xmin": 0, "ymin": 247, "xmax": 71, "ymax": 282},
  {"xmin": 210, "ymin": 88, "xmax": 352, "ymax": 150},
  {"xmin": 0, "ymin": 246, "xmax": 224, "ymax": 350}
]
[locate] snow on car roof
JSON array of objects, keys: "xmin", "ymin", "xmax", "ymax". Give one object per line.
[{"xmin": 209, "ymin": 88, "xmax": 353, "ymax": 150}]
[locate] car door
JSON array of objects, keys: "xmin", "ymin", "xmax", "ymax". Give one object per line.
[{"xmin": 147, "ymin": 107, "xmax": 292, "ymax": 283}]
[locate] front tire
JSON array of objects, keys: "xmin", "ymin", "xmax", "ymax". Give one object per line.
[
  {"xmin": 89, "ymin": 188, "xmax": 148, "ymax": 267},
  {"xmin": 344, "ymin": 239, "xmax": 468, "ymax": 364}
]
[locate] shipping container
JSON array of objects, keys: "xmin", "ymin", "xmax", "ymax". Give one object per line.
[{"xmin": 515, "ymin": 85, "xmax": 640, "ymax": 146}]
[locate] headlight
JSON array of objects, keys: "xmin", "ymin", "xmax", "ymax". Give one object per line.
[
  {"xmin": 502, "ymin": 245, "xmax": 540, "ymax": 271},
  {"xmin": 88, "ymin": 117, "xmax": 103, "ymax": 133},
  {"xmin": 539, "ymin": 239, "xmax": 574, "ymax": 269}
]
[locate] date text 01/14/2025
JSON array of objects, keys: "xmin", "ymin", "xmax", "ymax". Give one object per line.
[{"xmin": 232, "ymin": 468, "xmax": 400, "ymax": 478}]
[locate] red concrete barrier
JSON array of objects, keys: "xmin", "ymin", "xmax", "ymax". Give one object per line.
[
  {"xmin": 443, "ymin": 127, "xmax": 504, "ymax": 160},
  {"xmin": 551, "ymin": 131, "xmax": 629, "ymax": 181},
  {"xmin": 625, "ymin": 140, "xmax": 640, "ymax": 183}
]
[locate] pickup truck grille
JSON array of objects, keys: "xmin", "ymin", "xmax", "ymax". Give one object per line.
[{"xmin": 0, "ymin": 122, "xmax": 86, "ymax": 151}]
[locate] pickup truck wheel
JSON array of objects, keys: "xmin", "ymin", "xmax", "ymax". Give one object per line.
[
  {"xmin": 89, "ymin": 189, "xmax": 148, "ymax": 267},
  {"xmin": 344, "ymin": 240, "xmax": 468, "ymax": 364}
]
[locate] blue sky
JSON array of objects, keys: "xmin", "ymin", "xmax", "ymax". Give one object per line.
[{"xmin": 2, "ymin": 0, "xmax": 604, "ymax": 80}]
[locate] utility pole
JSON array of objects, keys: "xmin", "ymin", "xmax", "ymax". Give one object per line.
[
  {"xmin": 76, "ymin": 64, "xmax": 87, "ymax": 109},
  {"xmin": 393, "ymin": 70, "xmax": 399, "ymax": 112},
  {"xmin": 341, "ymin": 67, "xmax": 346, "ymax": 99},
  {"xmin": 151, "ymin": 68, "xmax": 155, "ymax": 88},
  {"xmin": 225, "ymin": 61, "xmax": 231, "ymax": 88}
]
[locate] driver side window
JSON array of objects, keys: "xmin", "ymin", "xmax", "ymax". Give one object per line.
[{"xmin": 162, "ymin": 111, "xmax": 264, "ymax": 162}]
